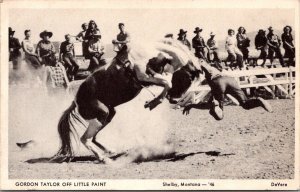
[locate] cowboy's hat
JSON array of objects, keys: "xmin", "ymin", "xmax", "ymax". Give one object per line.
[
  {"xmin": 40, "ymin": 30, "xmax": 53, "ymax": 38},
  {"xmin": 178, "ymin": 29, "xmax": 187, "ymax": 36},
  {"xmin": 210, "ymin": 32, "xmax": 216, "ymax": 36},
  {"xmin": 9, "ymin": 27, "xmax": 15, "ymax": 35},
  {"xmin": 194, "ymin": 27, "xmax": 203, "ymax": 33}
]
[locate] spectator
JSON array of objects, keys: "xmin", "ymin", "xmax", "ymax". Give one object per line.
[
  {"xmin": 60, "ymin": 34, "xmax": 79, "ymax": 80},
  {"xmin": 282, "ymin": 26, "xmax": 295, "ymax": 67},
  {"xmin": 22, "ymin": 29, "xmax": 42, "ymax": 69},
  {"xmin": 225, "ymin": 29, "xmax": 243, "ymax": 69},
  {"xmin": 112, "ymin": 23, "xmax": 131, "ymax": 65},
  {"xmin": 85, "ymin": 20, "xmax": 100, "ymax": 42},
  {"xmin": 177, "ymin": 29, "xmax": 191, "ymax": 50},
  {"xmin": 267, "ymin": 27, "xmax": 284, "ymax": 67},
  {"xmin": 255, "ymin": 29, "xmax": 268, "ymax": 67},
  {"xmin": 192, "ymin": 27, "xmax": 207, "ymax": 60},
  {"xmin": 44, "ymin": 54, "xmax": 69, "ymax": 96},
  {"xmin": 76, "ymin": 23, "xmax": 89, "ymax": 59},
  {"xmin": 36, "ymin": 30, "xmax": 56, "ymax": 66},
  {"xmin": 207, "ymin": 32, "xmax": 221, "ymax": 68},
  {"xmin": 88, "ymin": 31, "xmax": 106, "ymax": 72},
  {"xmin": 9, "ymin": 27, "xmax": 21, "ymax": 70},
  {"xmin": 236, "ymin": 26, "xmax": 250, "ymax": 64}
]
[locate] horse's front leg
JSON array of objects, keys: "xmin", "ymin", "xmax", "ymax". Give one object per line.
[{"xmin": 144, "ymin": 77, "xmax": 171, "ymax": 110}]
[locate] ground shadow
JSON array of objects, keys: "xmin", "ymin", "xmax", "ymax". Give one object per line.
[{"xmin": 25, "ymin": 151, "xmax": 235, "ymax": 164}]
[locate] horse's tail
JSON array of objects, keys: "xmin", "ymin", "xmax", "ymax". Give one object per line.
[{"xmin": 50, "ymin": 101, "xmax": 80, "ymax": 163}]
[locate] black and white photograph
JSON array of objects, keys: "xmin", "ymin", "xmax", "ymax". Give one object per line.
[{"xmin": 0, "ymin": 0, "xmax": 299, "ymax": 190}]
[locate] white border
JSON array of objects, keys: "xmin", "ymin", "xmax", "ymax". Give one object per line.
[{"xmin": 1, "ymin": 0, "xmax": 299, "ymax": 190}]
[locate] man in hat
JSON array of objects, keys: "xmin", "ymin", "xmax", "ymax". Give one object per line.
[
  {"xmin": 177, "ymin": 29, "xmax": 191, "ymax": 50},
  {"xmin": 255, "ymin": 29, "xmax": 268, "ymax": 67},
  {"xmin": 76, "ymin": 23, "xmax": 89, "ymax": 59},
  {"xmin": 8, "ymin": 27, "xmax": 21, "ymax": 70},
  {"xmin": 60, "ymin": 34, "xmax": 79, "ymax": 80},
  {"xmin": 192, "ymin": 27, "xmax": 207, "ymax": 60},
  {"xmin": 36, "ymin": 30, "xmax": 56, "ymax": 66},
  {"xmin": 207, "ymin": 32, "xmax": 221, "ymax": 68},
  {"xmin": 88, "ymin": 31, "xmax": 106, "ymax": 72},
  {"xmin": 266, "ymin": 26, "xmax": 284, "ymax": 67}
]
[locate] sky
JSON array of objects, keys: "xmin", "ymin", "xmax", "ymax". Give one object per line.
[{"xmin": 9, "ymin": 8, "xmax": 295, "ymax": 45}]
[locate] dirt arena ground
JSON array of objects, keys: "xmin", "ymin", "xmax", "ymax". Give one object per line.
[{"xmin": 8, "ymin": 84, "xmax": 295, "ymax": 179}]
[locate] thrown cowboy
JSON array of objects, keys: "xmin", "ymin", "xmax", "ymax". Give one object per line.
[
  {"xmin": 267, "ymin": 26, "xmax": 284, "ymax": 67},
  {"xmin": 88, "ymin": 31, "xmax": 106, "ymax": 72},
  {"xmin": 60, "ymin": 34, "xmax": 79, "ymax": 80},
  {"xmin": 180, "ymin": 61, "xmax": 273, "ymax": 120},
  {"xmin": 9, "ymin": 27, "xmax": 21, "ymax": 70},
  {"xmin": 192, "ymin": 27, "xmax": 207, "ymax": 60},
  {"xmin": 177, "ymin": 29, "xmax": 191, "ymax": 50},
  {"xmin": 36, "ymin": 30, "xmax": 56, "ymax": 66}
]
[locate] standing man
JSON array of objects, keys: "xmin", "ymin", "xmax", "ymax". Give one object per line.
[
  {"xmin": 255, "ymin": 29, "xmax": 268, "ymax": 67},
  {"xmin": 267, "ymin": 27, "xmax": 285, "ymax": 67},
  {"xmin": 177, "ymin": 29, "xmax": 191, "ymax": 50},
  {"xmin": 192, "ymin": 27, "xmax": 207, "ymax": 60},
  {"xmin": 76, "ymin": 23, "xmax": 89, "ymax": 59},
  {"xmin": 9, "ymin": 27, "xmax": 21, "ymax": 70},
  {"xmin": 112, "ymin": 23, "xmax": 131, "ymax": 65},
  {"xmin": 60, "ymin": 34, "xmax": 79, "ymax": 80},
  {"xmin": 207, "ymin": 32, "xmax": 221, "ymax": 68}
]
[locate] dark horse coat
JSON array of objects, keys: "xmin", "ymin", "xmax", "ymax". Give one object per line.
[{"xmin": 52, "ymin": 60, "xmax": 144, "ymax": 161}]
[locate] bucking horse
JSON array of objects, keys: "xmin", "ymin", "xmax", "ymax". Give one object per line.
[{"xmin": 50, "ymin": 39, "xmax": 202, "ymax": 163}]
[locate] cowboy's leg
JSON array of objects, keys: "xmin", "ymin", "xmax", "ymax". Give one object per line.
[
  {"xmin": 208, "ymin": 77, "xmax": 227, "ymax": 120},
  {"xmin": 225, "ymin": 76, "xmax": 270, "ymax": 111}
]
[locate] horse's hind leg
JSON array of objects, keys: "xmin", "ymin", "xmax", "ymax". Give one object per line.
[
  {"xmin": 92, "ymin": 108, "xmax": 116, "ymax": 155},
  {"xmin": 81, "ymin": 119, "xmax": 112, "ymax": 163},
  {"xmin": 80, "ymin": 101, "xmax": 113, "ymax": 163}
]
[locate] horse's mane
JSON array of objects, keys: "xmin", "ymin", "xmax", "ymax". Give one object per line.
[{"xmin": 128, "ymin": 38, "xmax": 201, "ymax": 72}]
